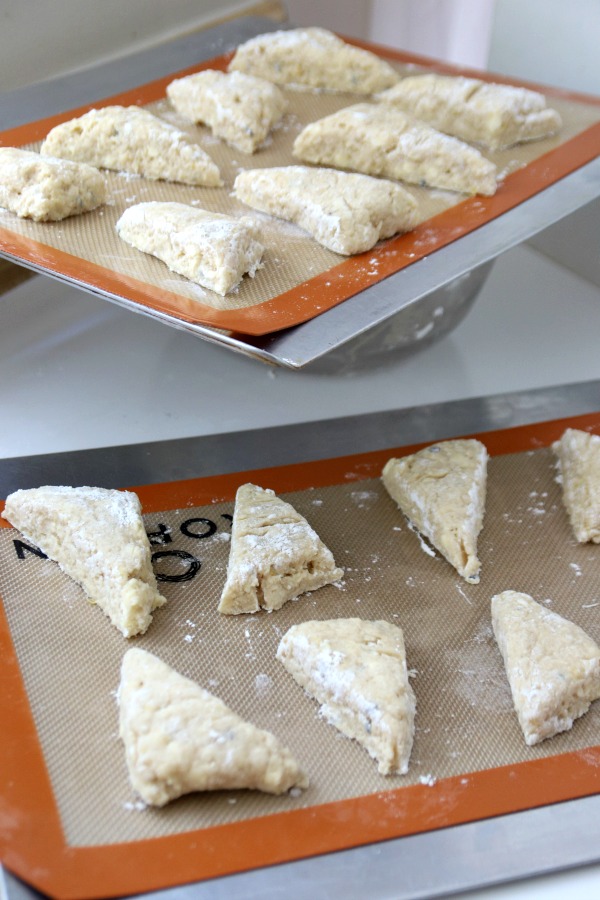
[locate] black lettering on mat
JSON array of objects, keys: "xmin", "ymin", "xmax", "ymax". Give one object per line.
[
  {"xmin": 151, "ymin": 549, "xmax": 201, "ymax": 583},
  {"xmin": 180, "ymin": 517, "xmax": 217, "ymax": 540},
  {"xmin": 13, "ymin": 540, "xmax": 47, "ymax": 561}
]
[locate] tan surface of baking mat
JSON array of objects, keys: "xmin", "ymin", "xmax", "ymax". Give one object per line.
[
  {"xmin": 1, "ymin": 412, "xmax": 600, "ymax": 899},
  {"xmin": 1, "ymin": 43, "xmax": 599, "ymax": 336}
]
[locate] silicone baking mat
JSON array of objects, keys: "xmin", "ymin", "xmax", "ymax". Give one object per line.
[
  {"xmin": 1, "ymin": 412, "xmax": 600, "ymax": 899},
  {"xmin": 0, "ymin": 38, "xmax": 599, "ymax": 336}
]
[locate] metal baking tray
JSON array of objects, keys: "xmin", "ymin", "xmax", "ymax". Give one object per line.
[
  {"xmin": 2, "ymin": 379, "xmax": 600, "ymax": 900},
  {"xmin": 1, "ymin": 16, "xmax": 599, "ymax": 369}
]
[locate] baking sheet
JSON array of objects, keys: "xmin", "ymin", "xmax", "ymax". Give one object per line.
[
  {"xmin": 1, "ymin": 411, "xmax": 600, "ymax": 900},
  {"xmin": 0, "ymin": 39, "xmax": 599, "ymax": 338}
]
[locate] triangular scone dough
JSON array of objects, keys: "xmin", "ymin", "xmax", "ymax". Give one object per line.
[
  {"xmin": 2, "ymin": 485, "xmax": 165, "ymax": 637},
  {"xmin": 0, "ymin": 147, "xmax": 106, "ymax": 221},
  {"xmin": 293, "ymin": 103, "xmax": 497, "ymax": 196},
  {"xmin": 218, "ymin": 483, "xmax": 343, "ymax": 615},
  {"xmin": 228, "ymin": 27, "xmax": 399, "ymax": 94},
  {"xmin": 382, "ymin": 439, "xmax": 488, "ymax": 583},
  {"xmin": 277, "ymin": 618, "xmax": 415, "ymax": 775},
  {"xmin": 167, "ymin": 69, "xmax": 287, "ymax": 154},
  {"xmin": 376, "ymin": 74, "xmax": 562, "ymax": 151},
  {"xmin": 116, "ymin": 202, "xmax": 264, "ymax": 295},
  {"xmin": 492, "ymin": 590, "xmax": 600, "ymax": 745},
  {"xmin": 233, "ymin": 166, "xmax": 417, "ymax": 255},
  {"xmin": 40, "ymin": 105, "xmax": 222, "ymax": 186},
  {"xmin": 118, "ymin": 648, "xmax": 308, "ymax": 805},
  {"xmin": 552, "ymin": 428, "xmax": 600, "ymax": 544}
]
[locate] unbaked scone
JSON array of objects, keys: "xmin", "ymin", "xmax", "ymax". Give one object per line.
[
  {"xmin": 382, "ymin": 439, "xmax": 488, "ymax": 583},
  {"xmin": 218, "ymin": 482, "xmax": 343, "ymax": 615},
  {"xmin": 0, "ymin": 147, "xmax": 106, "ymax": 221},
  {"xmin": 233, "ymin": 166, "xmax": 417, "ymax": 255},
  {"xmin": 40, "ymin": 105, "xmax": 222, "ymax": 186},
  {"xmin": 293, "ymin": 103, "xmax": 497, "ymax": 195},
  {"xmin": 116, "ymin": 202, "xmax": 264, "ymax": 295},
  {"xmin": 377, "ymin": 73, "xmax": 562, "ymax": 150},
  {"xmin": 118, "ymin": 648, "xmax": 308, "ymax": 806},
  {"xmin": 228, "ymin": 27, "xmax": 399, "ymax": 94},
  {"xmin": 277, "ymin": 618, "xmax": 415, "ymax": 775},
  {"xmin": 167, "ymin": 69, "xmax": 287, "ymax": 154},
  {"xmin": 492, "ymin": 590, "xmax": 600, "ymax": 745},
  {"xmin": 552, "ymin": 428, "xmax": 600, "ymax": 544},
  {"xmin": 2, "ymin": 485, "xmax": 165, "ymax": 637}
]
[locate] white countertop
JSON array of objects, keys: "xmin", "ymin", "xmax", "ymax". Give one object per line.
[
  {"xmin": 1, "ymin": 241, "xmax": 600, "ymax": 900},
  {"xmin": 1, "ymin": 242, "xmax": 600, "ymax": 461}
]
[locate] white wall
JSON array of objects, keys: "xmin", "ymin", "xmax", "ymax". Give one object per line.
[
  {"xmin": 368, "ymin": 0, "xmax": 495, "ymax": 69},
  {"xmin": 487, "ymin": 0, "xmax": 600, "ymax": 287},
  {"xmin": 489, "ymin": 0, "xmax": 600, "ymax": 94},
  {"xmin": 0, "ymin": 0, "xmax": 271, "ymax": 90}
]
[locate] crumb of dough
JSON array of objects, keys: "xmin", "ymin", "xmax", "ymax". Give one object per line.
[
  {"xmin": 229, "ymin": 27, "xmax": 399, "ymax": 94},
  {"xmin": 233, "ymin": 165, "xmax": 418, "ymax": 255},
  {"xmin": 492, "ymin": 590, "xmax": 600, "ymax": 745},
  {"xmin": 116, "ymin": 201, "xmax": 265, "ymax": 295},
  {"xmin": 0, "ymin": 147, "xmax": 106, "ymax": 221},
  {"xmin": 218, "ymin": 482, "xmax": 343, "ymax": 615},
  {"xmin": 552, "ymin": 428, "xmax": 600, "ymax": 543},
  {"xmin": 277, "ymin": 618, "xmax": 415, "ymax": 775},
  {"xmin": 293, "ymin": 103, "xmax": 497, "ymax": 196},
  {"xmin": 167, "ymin": 69, "xmax": 287, "ymax": 154},
  {"xmin": 382, "ymin": 439, "xmax": 488, "ymax": 583},
  {"xmin": 40, "ymin": 105, "xmax": 222, "ymax": 186},
  {"xmin": 2, "ymin": 485, "xmax": 165, "ymax": 637},
  {"xmin": 376, "ymin": 73, "xmax": 562, "ymax": 150},
  {"xmin": 118, "ymin": 648, "xmax": 308, "ymax": 806}
]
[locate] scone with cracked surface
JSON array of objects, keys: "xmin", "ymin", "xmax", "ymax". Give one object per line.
[
  {"xmin": 41, "ymin": 105, "xmax": 222, "ymax": 186},
  {"xmin": 218, "ymin": 482, "xmax": 343, "ymax": 615},
  {"xmin": 0, "ymin": 147, "xmax": 106, "ymax": 221},
  {"xmin": 377, "ymin": 74, "xmax": 562, "ymax": 150},
  {"xmin": 167, "ymin": 69, "xmax": 287, "ymax": 154},
  {"xmin": 116, "ymin": 202, "xmax": 264, "ymax": 295},
  {"xmin": 233, "ymin": 165, "xmax": 417, "ymax": 255},
  {"xmin": 492, "ymin": 590, "xmax": 600, "ymax": 745},
  {"xmin": 382, "ymin": 439, "xmax": 488, "ymax": 583},
  {"xmin": 229, "ymin": 27, "xmax": 399, "ymax": 94},
  {"xmin": 2, "ymin": 485, "xmax": 165, "ymax": 637},
  {"xmin": 277, "ymin": 618, "xmax": 415, "ymax": 775},
  {"xmin": 118, "ymin": 648, "xmax": 308, "ymax": 806},
  {"xmin": 552, "ymin": 428, "xmax": 600, "ymax": 544},
  {"xmin": 293, "ymin": 103, "xmax": 497, "ymax": 196}
]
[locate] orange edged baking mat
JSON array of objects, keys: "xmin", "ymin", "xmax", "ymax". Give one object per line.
[
  {"xmin": 0, "ymin": 40, "xmax": 599, "ymax": 337},
  {"xmin": 1, "ymin": 411, "xmax": 600, "ymax": 899}
]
